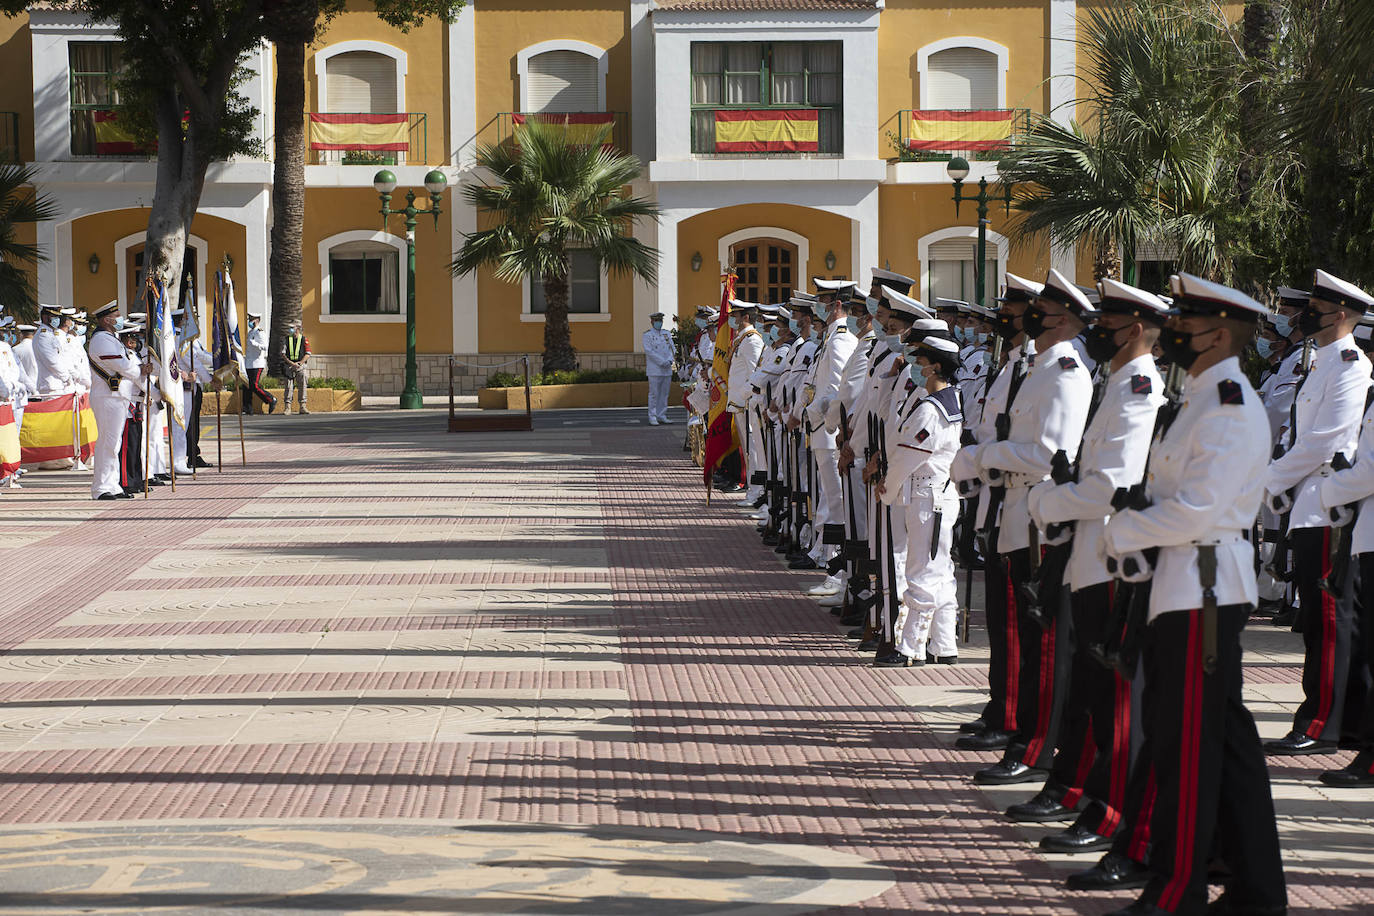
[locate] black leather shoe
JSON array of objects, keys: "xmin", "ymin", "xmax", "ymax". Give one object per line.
[
  {"xmin": 929, "ymin": 655, "xmax": 958, "ymax": 665},
  {"xmin": 147, "ymin": 478, "xmax": 166, "ymax": 487},
  {"xmin": 96, "ymin": 492, "xmax": 119, "ymax": 500},
  {"xmin": 788, "ymin": 556, "xmax": 818, "ymax": 570},
  {"xmin": 1270, "ymin": 607, "xmax": 1298, "ymax": 627},
  {"xmin": 751, "ymin": 495, "xmax": 767, "ymax": 508},
  {"xmin": 192, "ymin": 457, "xmax": 212, "ymax": 469},
  {"xmin": 857, "ymin": 637, "xmax": 879, "ymax": 652},
  {"xmin": 845, "ymin": 627, "xmax": 865, "ymax": 640},
  {"xmin": 1319, "ymin": 764, "xmax": 1374, "ymax": 787},
  {"xmin": 1263, "ymin": 731, "xmax": 1337, "ymax": 756},
  {"xmin": 959, "ymin": 717, "xmax": 987, "ymax": 735},
  {"xmin": 155, "ymin": 473, "xmax": 172, "ymax": 481},
  {"xmin": 873, "ymin": 651, "xmax": 921, "ymax": 668},
  {"xmin": 1006, "ymin": 791, "xmax": 1075, "ymax": 823},
  {"xmin": 1039, "ymin": 822, "xmax": 1112, "ymax": 852},
  {"xmin": 1064, "ymin": 852, "xmax": 1151, "ymax": 891},
  {"xmin": 956, "ymin": 729, "xmax": 1015, "ymax": 751},
  {"xmin": 719, "ymin": 482, "xmax": 745, "ymax": 493},
  {"xmin": 973, "ymin": 760, "xmax": 1047, "ymax": 785},
  {"xmin": 761, "ymin": 533, "xmax": 780, "ymax": 546},
  {"xmin": 116, "ymin": 491, "xmax": 135, "ymax": 499}
]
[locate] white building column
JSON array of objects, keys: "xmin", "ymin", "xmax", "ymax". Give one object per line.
[
  {"xmin": 451, "ymin": 179, "xmax": 478, "ymax": 353},
  {"xmin": 36, "ymin": 217, "xmax": 59, "ymax": 306},
  {"xmin": 1049, "ymin": 0, "xmax": 1077, "ymax": 279},
  {"xmin": 629, "ymin": 0, "xmax": 655, "ymax": 163},
  {"xmin": 650, "ymin": 208, "xmax": 681, "ymax": 346},
  {"xmin": 448, "ymin": 3, "xmax": 477, "ymax": 169},
  {"xmin": 849, "ymin": 186, "xmax": 879, "ymax": 281}
]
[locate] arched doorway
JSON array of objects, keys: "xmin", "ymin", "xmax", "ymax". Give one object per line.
[{"xmin": 729, "ymin": 238, "xmax": 798, "ymax": 304}]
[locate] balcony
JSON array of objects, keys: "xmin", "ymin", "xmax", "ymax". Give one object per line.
[
  {"xmin": 494, "ymin": 112, "xmax": 629, "ymax": 153},
  {"xmin": 691, "ymin": 107, "xmax": 841, "ymax": 158},
  {"xmin": 307, "ymin": 112, "xmax": 428, "ymax": 166},
  {"xmin": 892, "ymin": 108, "xmax": 1029, "ymax": 163}
]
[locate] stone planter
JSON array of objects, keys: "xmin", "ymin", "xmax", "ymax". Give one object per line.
[
  {"xmin": 479, "ymin": 381, "xmax": 684, "ymax": 410},
  {"xmin": 200, "ymin": 387, "xmax": 361, "ymax": 415}
]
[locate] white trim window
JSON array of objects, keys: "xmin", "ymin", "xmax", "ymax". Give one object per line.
[
  {"xmin": 517, "ymin": 40, "xmax": 608, "ymax": 113},
  {"xmin": 317, "ymin": 230, "xmax": 406, "ymax": 323},
  {"xmin": 917, "ymin": 38, "xmax": 1009, "ymax": 110},
  {"xmin": 521, "ymin": 250, "xmax": 611, "ymax": 323},
  {"xmin": 315, "ymin": 40, "xmax": 408, "ymax": 113},
  {"xmin": 918, "ymin": 226, "xmax": 1009, "ymax": 307}
]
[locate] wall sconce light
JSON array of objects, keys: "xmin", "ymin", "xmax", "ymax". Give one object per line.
[
  {"xmin": 88, "ymin": 253, "xmax": 100, "ymax": 275},
  {"xmin": 824, "ymin": 250, "xmax": 836, "ymax": 271},
  {"xmin": 690, "ymin": 251, "xmax": 702, "ymax": 272}
]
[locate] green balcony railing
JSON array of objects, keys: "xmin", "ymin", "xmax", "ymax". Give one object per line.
[{"xmin": 893, "ymin": 108, "xmax": 1030, "ymax": 163}]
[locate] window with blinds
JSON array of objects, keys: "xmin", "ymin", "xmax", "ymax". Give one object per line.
[
  {"xmin": 927, "ymin": 238, "xmax": 998, "ymax": 307},
  {"xmin": 325, "ymin": 51, "xmax": 398, "ymax": 113},
  {"xmin": 925, "ymin": 47, "xmax": 999, "ymax": 110},
  {"xmin": 527, "ymin": 51, "xmax": 600, "ymax": 113}
]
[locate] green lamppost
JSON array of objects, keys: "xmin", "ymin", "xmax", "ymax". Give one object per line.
[
  {"xmin": 946, "ymin": 156, "xmax": 1012, "ymax": 309},
  {"xmin": 373, "ymin": 168, "xmax": 448, "ymax": 410}
]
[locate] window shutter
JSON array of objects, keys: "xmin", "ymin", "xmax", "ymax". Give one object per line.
[
  {"xmin": 929, "ymin": 238, "xmax": 979, "ymax": 260},
  {"xmin": 527, "ymin": 51, "xmax": 600, "ymax": 113},
  {"xmin": 326, "ymin": 51, "xmax": 398, "ymax": 113},
  {"xmin": 926, "ymin": 47, "xmax": 999, "ymax": 109}
]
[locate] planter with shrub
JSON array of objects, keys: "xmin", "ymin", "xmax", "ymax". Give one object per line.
[
  {"xmin": 478, "ymin": 367, "xmax": 684, "ymax": 410},
  {"xmin": 202, "ymin": 376, "xmax": 361, "ymax": 415}
]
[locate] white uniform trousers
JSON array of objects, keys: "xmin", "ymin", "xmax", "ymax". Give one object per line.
[
  {"xmin": 89, "ymin": 391, "xmax": 128, "ymax": 499},
  {"xmin": 898, "ymin": 495, "xmax": 959, "ymax": 659},
  {"xmin": 170, "ymin": 386, "xmax": 191, "ymax": 471},
  {"xmin": 646, "ymin": 373, "xmax": 671, "ymax": 422},
  {"xmin": 809, "ymin": 448, "xmax": 842, "ymax": 563},
  {"xmin": 148, "ymin": 402, "xmax": 169, "ymax": 475},
  {"xmin": 873, "ymin": 499, "xmax": 909, "ymax": 640}
]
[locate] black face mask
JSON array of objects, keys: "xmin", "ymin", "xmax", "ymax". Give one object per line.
[
  {"xmin": 991, "ymin": 312, "xmax": 1019, "ymax": 339},
  {"xmin": 1158, "ymin": 328, "xmax": 1202, "ymax": 370},
  {"xmin": 1020, "ymin": 306, "xmax": 1048, "ymax": 340},
  {"xmin": 1297, "ymin": 307, "xmax": 1330, "ymax": 337},
  {"xmin": 1081, "ymin": 324, "xmax": 1123, "ymax": 364}
]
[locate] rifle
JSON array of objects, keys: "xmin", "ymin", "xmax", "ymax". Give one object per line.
[
  {"xmin": 960, "ymin": 334, "xmax": 1003, "ymax": 642},
  {"xmin": 1020, "ymin": 448, "xmax": 1076, "ymax": 629},
  {"xmin": 978, "ymin": 344, "xmax": 1029, "ymax": 555}
]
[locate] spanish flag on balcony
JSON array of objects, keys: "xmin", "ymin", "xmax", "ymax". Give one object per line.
[
  {"xmin": 19, "ymin": 393, "xmax": 96, "ymax": 465},
  {"xmin": 0, "ymin": 404, "xmax": 19, "ymax": 478},
  {"xmin": 511, "ymin": 112, "xmax": 617, "ymax": 147},
  {"xmin": 905, "ymin": 110, "xmax": 1017, "ymax": 152},
  {"xmin": 93, "ymin": 110, "xmax": 143, "ymax": 156},
  {"xmin": 714, "ymin": 109, "xmax": 818, "ymax": 153},
  {"xmin": 309, "ymin": 113, "xmax": 410, "ymax": 151}
]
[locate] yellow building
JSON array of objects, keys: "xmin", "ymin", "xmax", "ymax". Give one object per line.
[{"xmin": 7, "ymin": 0, "xmax": 1149, "ymax": 394}]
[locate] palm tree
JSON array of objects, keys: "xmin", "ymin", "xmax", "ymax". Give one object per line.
[
  {"xmin": 450, "ymin": 118, "xmax": 659, "ymax": 372},
  {"xmin": 0, "ymin": 164, "xmax": 58, "ymax": 322}
]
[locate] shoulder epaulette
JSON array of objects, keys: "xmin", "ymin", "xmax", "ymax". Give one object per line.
[
  {"xmin": 1217, "ymin": 378, "xmax": 1244, "ymax": 405},
  {"xmin": 1342, "ymin": 348, "xmax": 1359, "ymax": 363},
  {"xmin": 1130, "ymin": 374, "xmax": 1152, "ymax": 395},
  {"xmin": 1058, "ymin": 355, "xmax": 1078, "ymax": 370}
]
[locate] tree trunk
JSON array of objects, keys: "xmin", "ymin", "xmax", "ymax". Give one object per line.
[
  {"xmin": 268, "ymin": 38, "xmax": 308, "ymax": 376},
  {"xmin": 1237, "ymin": 1, "xmax": 1279, "ymax": 201},
  {"xmin": 1093, "ymin": 237, "xmax": 1122, "ymax": 282},
  {"xmin": 143, "ymin": 88, "xmax": 209, "ymax": 316},
  {"xmin": 541, "ymin": 253, "xmax": 577, "ymax": 372}
]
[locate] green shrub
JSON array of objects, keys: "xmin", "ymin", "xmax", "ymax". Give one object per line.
[
  {"xmin": 484, "ymin": 366, "xmax": 649, "ymax": 388},
  {"xmin": 308, "ymin": 376, "xmax": 357, "ymax": 391},
  {"xmin": 260, "ymin": 375, "xmax": 283, "ymax": 388}
]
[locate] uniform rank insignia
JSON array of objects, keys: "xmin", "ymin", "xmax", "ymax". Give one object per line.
[
  {"xmin": 915, "ymin": 428, "xmax": 930, "ymax": 443},
  {"xmin": 1218, "ymin": 378, "xmax": 1243, "ymax": 405},
  {"xmin": 1058, "ymin": 356, "xmax": 1078, "ymax": 370},
  {"xmin": 1130, "ymin": 374, "xmax": 1152, "ymax": 395},
  {"xmin": 1342, "ymin": 348, "xmax": 1359, "ymax": 362},
  {"xmin": 803, "ymin": 355, "xmax": 812, "ymax": 366}
]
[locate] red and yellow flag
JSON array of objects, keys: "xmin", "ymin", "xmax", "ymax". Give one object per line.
[
  {"xmin": 309, "ymin": 113, "xmax": 410, "ymax": 151},
  {"xmin": 904, "ymin": 109, "xmax": 1016, "ymax": 152},
  {"xmin": 94, "ymin": 110, "xmax": 143, "ymax": 156},
  {"xmin": 512, "ymin": 112, "xmax": 617, "ymax": 148},
  {"xmin": 714, "ymin": 109, "xmax": 819, "ymax": 153},
  {"xmin": 0, "ymin": 404, "xmax": 19, "ymax": 477},
  {"xmin": 19, "ymin": 393, "xmax": 96, "ymax": 464},
  {"xmin": 702, "ymin": 273, "xmax": 739, "ymax": 485}
]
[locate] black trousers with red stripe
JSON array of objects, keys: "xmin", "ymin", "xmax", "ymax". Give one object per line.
[
  {"xmin": 1290, "ymin": 527, "xmax": 1357, "ymax": 742},
  {"xmin": 1006, "ymin": 548, "xmax": 1072, "ymax": 769},
  {"xmin": 979, "ymin": 551, "xmax": 1021, "ymax": 732},
  {"xmin": 1042, "ymin": 581, "xmax": 1137, "ymax": 837},
  {"xmin": 1137, "ymin": 605, "xmax": 1285, "ymax": 914},
  {"xmin": 1348, "ymin": 553, "xmax": 1374, "ymax": 766},
  {"xmin": 119, "ymin": 411, "xmax": 143, "ymax": 492}
]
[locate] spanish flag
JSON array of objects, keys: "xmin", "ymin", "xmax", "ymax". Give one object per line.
[
  {"xmin": 19, "ymin": 393, "xmax": 96, "ymax": 465},
  {"xmin": 714, "ymin": 109, "xmax": 818, "ymax": 153},
  {"xmin": 0, "ymin": 404, "xmax": 19, "ymax": 477},
  {"xmin": 702, "ymin": 273, "xmax": 739, "ymax": 486},
  {"xmin": 904, "ymin": 110, "xmax": 1016, "ymax": 152},
  {"xmin": 309, "ymin": 113, "xmax": 410, "ymax": 152},
  {"xmin": 94, "ymin": 110, "xmax": 143, "ymax": 156},
  {"xmin": 512, "ymin": 112, "xmax": 616, "ymax": 147}
]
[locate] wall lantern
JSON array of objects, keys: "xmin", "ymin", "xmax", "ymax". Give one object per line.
[
  {"xmin": 690, "ymin": 251, "xmax": 703, "ymax": 272},
  {"xmin": 88, "ymin": 253, "xmax": 100, "ymax": 274},
  {"xmin": 824, "ymin": 250, "xmax": 837, "ymax": 271}
]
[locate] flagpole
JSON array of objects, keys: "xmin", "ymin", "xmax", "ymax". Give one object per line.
[
  {"xmin": 169, "ymin": 429, "xmax": 176, "ymax": 492},
  {"xmin": 237, "ymin": 397, "xmax": 246, "ymax": 465},
  {"xmin": 215, "ymin": 385, "xmax": 223, "ymax": 472},
  {"xmin": 142, "ymin": 382, "xmax": 150, "ymax": 499}
]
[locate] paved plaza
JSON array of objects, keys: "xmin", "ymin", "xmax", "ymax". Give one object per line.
[{"xmin": 0, "ymin": 407, "xmax": 1370, "ymax": 914}]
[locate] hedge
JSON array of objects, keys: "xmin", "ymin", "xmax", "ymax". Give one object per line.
[
  {"xmin": 485, "ymin": 367, "xmax": 647, "ymax": 389},
  {"xmin": 258, "ymin": 376, "xmax": 358, "ymax": 391}
]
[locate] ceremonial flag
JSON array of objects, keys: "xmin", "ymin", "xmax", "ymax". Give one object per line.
[
  {"xmin": 0, "ymin": 403, "xmax": 19, "ymax": 477},
  {"xmin": 512, "ymin": 112, "xmax": 617, "ymax": 148},
  {"xmin": 904, "ymin": 109, "xmax": 1017, "ymax": 153},
  {"xmin": 211, "ymin": 271, "xmax": 247, "ymax": 385},
  {"xmin": 19, "ymin": 393, "xmax": 95, "ymax": 464},
  {"xmin": 714, "ymin": 109, "xmax": 818, "ymax": 153},
  {"xmin": 701, "ymin": 272, "xmax": 738, "ymax": 485},
  {"xmin": 308, "ymin": 113, "xmax": 409, "ymax": 152},
  {"xmin": 177, "ymin": 273, "xmax": 201, "ymax": 359},
  {"xmin": 148, "ymin": 279, "xmax": 186, "ymax": 429}
]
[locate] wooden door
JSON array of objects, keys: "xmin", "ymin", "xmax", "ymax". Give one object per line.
[{"xmin": 730, "ymin": 238, "xmax": 798, "ymax": 305}]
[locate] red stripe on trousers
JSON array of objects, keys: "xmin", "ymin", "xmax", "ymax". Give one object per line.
[
  {"xmin": 1060, "ymin": 723, "xmax": 1097, "ymax": 808},
  {"xmin": 1023, "ymin": 622, "xmax": 1056, "ymax": 763},
  {"xmin": 1305, "ymin": 527, "xmax": 1338, "ymax": 739},
  {"xmin": 1004, "ymin": 566, "xmax": 1020, "ymax": 729},
  {"xmin": 1127, "ymin": 768, "xmax": 1156, "ymax": 862},
  {"xmin": 1098, "ymin": 670, "xmax": 1131, "ymax": 837},
  {"xmin": 1160, "ymin": 612, "xmax": 1204, "ymax": 911}
]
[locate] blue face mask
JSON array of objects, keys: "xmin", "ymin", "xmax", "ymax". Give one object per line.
[
  {"xmin": 694, "ymin": 317, "xmax": 708, "ymax": 329},
  {"xmin": 1256, "ymin": 337, "xmax": 1275, "ymax": 359},
  {"xmin": 881, "ymin": 333, "xmax": 901, "ymax": 351},
  {"xmin": 1272, "ymin": 313, "xmax": 1294, "ymax": 337},
  {"xmin": 49, "ymin": 316, "xmax": 60, "ymax": 329},
  {"xmin": 652, "ymin": 320, "xmax": 663, "ymax": 330},
  {"xmin": 788, "ymin": 318, "xmax": 800, "ymax": 335},
  {"xmin": 845, "ymin": 317, "xmax": 860, "ymax": 335},
  {"xmin": 909, "ymin": 362, "xmax": 925, "ymax": 385},
  {"xmin": 865, "ymin": 297, "xmax": 880, "ymax": 317},
  {"xmin": 976, "ymin": 331, "xmax": 990, "ymax": 346}
]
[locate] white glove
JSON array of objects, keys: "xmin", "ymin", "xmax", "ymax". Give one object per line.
[
  {"xmin": 1330, "ymin": 504, "xmax": 1356, "ymax": 528},
  {"xmin": 1027, "ymin": 481, "xmax": 1052, "ymax": 529},
  {"xmin": 1267, "ymin": 490, "xmax": 1293, "ymax": 514}
]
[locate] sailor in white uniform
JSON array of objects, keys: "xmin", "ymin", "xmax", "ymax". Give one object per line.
[{"xmin": 87, "ymin": 303, "xmax": 149, "ymax": 499}]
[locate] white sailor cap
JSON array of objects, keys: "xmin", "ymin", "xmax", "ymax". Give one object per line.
[
  {"xmin": 90, "ymin": 300, "xmax": 120, "ymax": 320},
  {"xmin": 117, "ymin": 319, "xmax": 144, "ymax": 335},
  {"xmin": 1096, "ymin": 278, "xmax": 1171, "ymax": 322},
  {"xmin": 1039, "ymin": 268, "xmax": 1097, "ymax": 318},
  {"xmin": 38, "ymin": 303, "xmax": 62, "ymax": 313},
  {"xmin": 961, "ymin": 301, "xmax": 998, "ymax": 320},
  {"xmin": 1275, "ymin": 286, "xmax": 1310, "ymax": 308},
  {"xmin": 918, "ymin": 335, "xmax": 961, "ymax": 357},
  {"xmin": 932, "ymin": 297, "xmax": 965, "ymax": 313},
  {"xmin": 1169, "ymin": 272, "xmax": 1268, "ymax": 319},
  {"xmin": 695, "ymin": 304, "xmax": 718, "ymax": 317},
  {"xmin": 756, "ymin": 302, "xmax": 782, "ymax": 318},
  {"xmin": 126, "ymin": 311, "xmax": 147, "ymax": 322},
  {"xmin": 16, "ymin": 323, "xmax": 35, "ymax": 332},
  {"xmin": 871, "ymin": 267, "xmax": 915, "ymax": 297},
  {"xmin": 882, "ymin": 286, "xmax": 932, "ymax": 322},
  {"xmin": 1311, "ymin": 269, "xmax": 1374, "ymax": 313},
  {"xmin": 775, "ymin": 305, "xmax": 792, "ymax": 321},
  {"xmin": 791, "ymin": 290, "xmax": 817, "ymax": 302},
  {"xmin": 997, "ymin": 273, "xmax": 1044, "ymax": 303},
  {"xmin": 813, "ymin": 277, "xmax": 857, "ymax": 296},
  {"xmin": 727, "ymin": 299, "xmax": 759, "ymax": 312},
  {"xmin": 912, "ymin": 318, "xmax": 950, "ymax": 332},
  {"xmin": 0, "ymin": 316, "xmax": 13, "ymax": 328},
  {"xmin": 59, "ymin": 307, "xmax": 76, "ymax": 316},
  {"xmin": 789, "ymin": 295, "xmax": 816, "ymax": 312}
]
